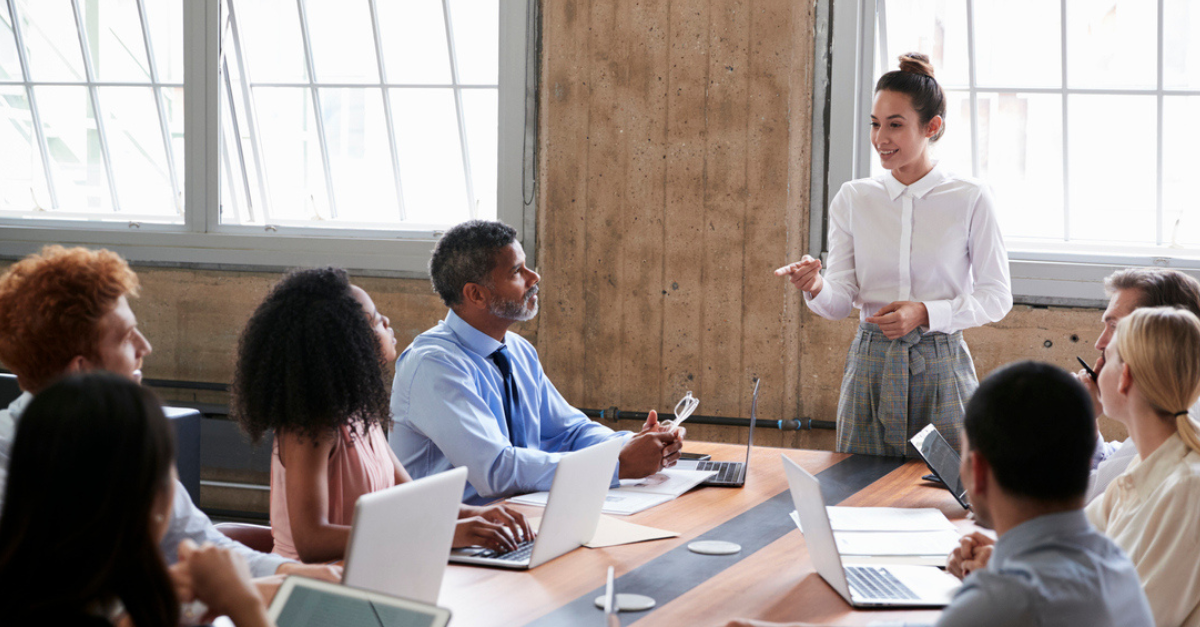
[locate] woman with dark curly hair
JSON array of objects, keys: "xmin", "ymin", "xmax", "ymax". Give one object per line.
[{"xmin": 233, "ymin": 268, "xmax": 531, "ymax": 563}]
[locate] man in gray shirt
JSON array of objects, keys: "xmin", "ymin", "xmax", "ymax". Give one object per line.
[
  {"xmin": 725, "ymin": 361, "xmax": 1152, "ymax": 627},
  {"xmin": 0, "ymin": 246, "xmax": 337, "ymax": 586}
]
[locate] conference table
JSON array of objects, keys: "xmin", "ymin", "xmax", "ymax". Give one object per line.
[{"xmin": 437, "ymin": 442, "xmax": 972, "ymax": 626}]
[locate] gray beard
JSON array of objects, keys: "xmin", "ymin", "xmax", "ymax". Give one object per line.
[{"xmin": 488, "ymin": 289, "xmax": 538, "ymax": 321}]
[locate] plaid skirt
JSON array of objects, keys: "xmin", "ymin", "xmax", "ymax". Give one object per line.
[{"xmin": 836, "ymin": 322, "xmax": 977, "ymax": 457}]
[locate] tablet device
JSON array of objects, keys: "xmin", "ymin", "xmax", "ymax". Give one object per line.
[
  {"xmin": 910, "ymin": 424, "xmax": 970, "ymax": 510},
  {"xmin": 268, "ymin": 576, "xmax": 451, "ymax": 627}
]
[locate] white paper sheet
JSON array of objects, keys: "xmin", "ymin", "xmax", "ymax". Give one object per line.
[
  {"xmin": 788, "ymin": 507, "xmax": 955, "ymax": 532},
  {"xmin": 834, "ymin": 530, "xmax": 961, "ymax": 556}
]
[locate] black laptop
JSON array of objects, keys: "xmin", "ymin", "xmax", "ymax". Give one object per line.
[{"xmin": 910, "ymin": 423, "xmax": 970, "ymax": 509}]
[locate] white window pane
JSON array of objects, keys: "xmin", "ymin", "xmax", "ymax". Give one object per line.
[
  {"xmin": 1067, "ymin": 95, "xmax": 1155, "ymax": 243},
  {"xmin": 162, "ymin": 87, "xmax": 184, "ymax": 193},
  {"xmin": 1163, "ymin": 97, "xmax": 1200, "ymax": 246},
  {"xmin": 0, "ymin": 2, "xmax": 24, "ymax": 81},
  {"xmin": 253, "ymin": 87, "xmax": 329, "ymax": 222},
  {"xmin": 448, "ymin": 0, "xmax": 497, "ymax": 85},
  {"xmin": 879, "ymin": 0, "xmax": 969, "ymax": 89},
  {"xmin": 978, "ymin": 93, "xmax": 1064, "ymax": 241},
  {"xmin": 305, "ymin": 0, "xmax": 378, "ymax": 84},
  {"xmin": 219, "ymin": 81, "xmax": 256, "ymax": 224},
  {"xmin": 1066, "ymin": 0, "xmax": 1155, "ymax": 90},
  {"xmin": 377, "ymin": 0, "xmax": 452, "ymax": 84},
  {"xmin": 1164, "ymin": 0, "xmax": 1200, "ymax": 90},
  {"xmin": 16, "ymin": 0, "xmax": 86, "ymax": 82},
  {"xmin": 144, "ymin": 0, "xmax": 183, "ymax": 83},
  {"xmin": 35, "ymin": 85, "xmax": 113, "ymax": 212},
  {"xmin": 80, "ymin": 0, "xmax": 151, "ymax": 82},
  {"xmin": 98, "ymin": 87, "xmax": 176, "ymax": 218},
  {"xmin": 233, "ymin": 0, "xmax": 307, "ymax": 83},
  {"xmin": 461, "ymin": 89, "xmax": 497, "ymax": 219},
  {"xmin": 319, "ymin": 88, "xmax": 398, "ymax": 223},
  {"xmin": 390, "ymin": 88, "xmax": 469, "ymax": 224},
  {"xmin": 975, "ymin": 0, "xmax": 1061, "ymax": 88},
  {"xmin": 0, "ymin": 87, "xmax": 50, "ymax": 213}
]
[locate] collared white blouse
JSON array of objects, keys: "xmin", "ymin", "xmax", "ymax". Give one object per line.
[{"xmin": 805, "ymin": 163, "xmax": 1013, "ymax": 333}]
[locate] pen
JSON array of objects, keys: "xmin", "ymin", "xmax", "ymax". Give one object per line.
[{"xmin": 1076, "ymin": 356, "xmax": 1097, "ymax": 382}]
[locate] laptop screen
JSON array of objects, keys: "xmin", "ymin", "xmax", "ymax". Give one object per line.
[
  {"xmin": 910, "ymin": 424, "xmax": 969, "ymax": 509},
  {"xmin": 743, "ymin": 378, "xmax": 760, "ymax": 468}
]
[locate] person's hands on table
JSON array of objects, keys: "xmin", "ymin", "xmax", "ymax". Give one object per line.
[
  {"xmin": 176, "ymin": 539, "xmax": 272, "ymax": 627},
  {"xmin": 619, "ymin": 410, "xmax": 686, "ymax": 479},
  {"xmin": 865, "ymin": 301, "xmax": 928, "ymax": 340},
  {"xmin": 275, "ymin": 561, "xmax": 342, "ymax": 583},
  {"xmin": 947, "ymin": 531, "xmax": 995, "ymax": 580},
  {"xmin": 460, "ymin": 503, "xmax": 535, "ymax": 545}
]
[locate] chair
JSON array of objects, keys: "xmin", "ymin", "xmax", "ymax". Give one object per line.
[{"xmin": 215, "ymin": 522, "xmax": 275, "ymax": 554}]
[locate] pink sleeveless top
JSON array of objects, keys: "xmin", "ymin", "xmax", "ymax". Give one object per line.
[{"xmin": 270, "ymin": 422, "xmax": 396, "ymax": 560}]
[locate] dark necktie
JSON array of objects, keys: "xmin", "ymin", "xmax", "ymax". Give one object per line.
[{"xmin": 489, "ymin": 346, "xmax": 525, "ymax": 447}]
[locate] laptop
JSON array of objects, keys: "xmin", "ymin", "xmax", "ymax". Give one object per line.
[
  {"xmin": 450, "ymin": 437, "xmax": 622, "ymax": 569},
  {"xmin": 674, "ymin": 378, "xmax": 760, "ymax": 487},
  {"xmin": 782, "ymin": 455, "xmax": 961, "ymax": 608},
  {"xmin": 269, "ymin": 576, "xmax": 451, "ymax": 627},
  {"xmin": 342, "ymin": 466, "xmax": 467, "ymax": 605},
  {"xmin": 910, "ymin": 424, "xmax": 970, "ymax": 509}
]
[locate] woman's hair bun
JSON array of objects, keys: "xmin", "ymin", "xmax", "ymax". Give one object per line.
[{"xmin": 898, "ymin": 52, "xmax": 935, "ymax": 79}]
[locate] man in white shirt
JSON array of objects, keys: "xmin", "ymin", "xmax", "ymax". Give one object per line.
[
  {"xmin": 1074, "ymin": 268, "xmax": 1200, "ymax": 502},
  {"xmin": 0, "ymin": 245, "xmax": 336, "ymax": 587}
]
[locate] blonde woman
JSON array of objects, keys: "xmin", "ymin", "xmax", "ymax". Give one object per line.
[{"xmin": 1090, "ymin": 306, "xmax": 1200, "ymax": 627}]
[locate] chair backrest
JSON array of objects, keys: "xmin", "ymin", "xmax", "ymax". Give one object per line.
[
  {"xmin": 0, "ymin": 373, "xmax": 21, "ymax": 407},
  {"xmin": 214, "ymin": 522, "xmax": 275, "ymax": 554}
]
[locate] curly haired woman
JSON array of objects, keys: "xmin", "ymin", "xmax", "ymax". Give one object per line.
[{"xmin": 232, "ymin": 268, "xmax": 531, "ymax": 563}]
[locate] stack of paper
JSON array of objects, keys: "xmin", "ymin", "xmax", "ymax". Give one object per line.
[
  {"xmin": 509, "ymin": 467, "xmax": 716, "ymax": 515},
  {"xmin": 790, "ymin": 507, "xmax": 960, "ymax": 567}
]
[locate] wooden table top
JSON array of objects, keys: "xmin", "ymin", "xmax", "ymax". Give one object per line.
[{"xmin": 437, "ymin": 442, "xmax": 971, "ymax": 626}]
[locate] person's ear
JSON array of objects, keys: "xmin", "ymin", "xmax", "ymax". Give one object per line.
[
  {"xmin": 1119, "ymin": 363, "xmax": 1134, "ymax": 396},
  {"xmin": 969, "ymin": 450, "xmax": 989, "ymax": 498},
  {"xmin": 461, "ymin": 282, "xmax": 491, "ymax": 311},
  {"xmin": 66, "ymin": 355, "xmax": 91, "ymax": 375},
  {"xmin": 926, "ymin": 115, "xmax": 943, "ymax": 139}
]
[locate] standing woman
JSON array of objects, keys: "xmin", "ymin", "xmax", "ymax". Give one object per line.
[{"xmin": 777, "ymin": 53, "xmax": 1012, "ymax": 456}]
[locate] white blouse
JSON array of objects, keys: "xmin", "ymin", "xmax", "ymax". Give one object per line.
[
  {"xmin": 805, "ymin": 164, "xmax": 1013, "ymax": 334},
  {"xmin": 1086, "ymin": 433, "xmax": 1200, "ymax": 627}
]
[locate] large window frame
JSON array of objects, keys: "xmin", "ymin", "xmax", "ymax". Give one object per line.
[
  {"xmin": 0, "ymin": 0, "xmax": 536, "ymax": 277},
  {"xmin": 812, "ymin": 0, "xmax": 1200, "ymax": 306}
]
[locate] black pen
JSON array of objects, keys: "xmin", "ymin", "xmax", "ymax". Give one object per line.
[{"xmin": 1076, "ymin": 356, "xmax": 1097, "ymax": 382}]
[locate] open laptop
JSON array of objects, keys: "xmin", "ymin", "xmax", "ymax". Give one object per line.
[
  {"xmin": 674, "ymin": 378, "xmax": 759, "ymax": 487},
  {"xmin": 450, "ymin": 436, "xmax": 622, "ymax": 570},
  {"xmin": 910, "ymin": 424, "xmax": 970, "ymax": 509},
  {"xmin": 782, "ymin": 455, "xmax": 961, "ymax": 608},
  {"xmin": 269, "ymin": 576, "xmax": 451, "ymax": 627},
  {"xmin": 342, "ymin": 466, "xmax": 467, "ymax": 605}
]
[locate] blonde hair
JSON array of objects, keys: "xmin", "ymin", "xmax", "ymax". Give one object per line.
[{"xmin": 1116, "ymin": 307, "xmax": 1200, "ymax": 454}]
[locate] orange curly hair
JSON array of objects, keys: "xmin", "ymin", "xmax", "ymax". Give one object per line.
[{"xmin": 0, "ymin": 246, "xmax": 139, "ymax": 393}]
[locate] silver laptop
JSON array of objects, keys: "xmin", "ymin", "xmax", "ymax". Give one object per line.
[
  {"xmin": 675, "ymin": 378, "xmax": 759, "ymax": 487},
  {"xmin": 782, "ymin": 455, "xmax": 961, "ymax": 608},
  {"xmin": 449, "ymin": 437, "xmax": 622, "ymax": 570},
  {"xmin": 269, "ymin": 576, "xmax": 451, "ymax": 627},
  {"xmin": 342, "ymin": 466, "xmax": 467, "ymax": 605}
]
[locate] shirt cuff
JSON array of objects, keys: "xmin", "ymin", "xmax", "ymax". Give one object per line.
[
  {"xmin": 923, "ymin": 300, "xmax": 952, "ymax": 333},
  {"xmin": 250, "ymin": 552, "xmax": 294, "ymax": 578},
  {"xmin": 804, "ymin": 284, "xmax": 834, "ymax": 313}
]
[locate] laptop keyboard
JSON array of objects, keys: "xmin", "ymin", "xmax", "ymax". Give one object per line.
[
  {"xmin": 846, "ymin": 566, "xmax": 919, "ymax": 601},
  {"xmin": 474, "ymin": 539, "xmax": 535, "ymax": 562},
  {"xmin": 695, "ymin": 461, "xmax": 744, "ymax": 483}
]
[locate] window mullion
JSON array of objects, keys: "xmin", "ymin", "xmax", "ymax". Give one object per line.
[
  {"xmin": 222, "ymin": 61, "xmax": 257, "ymax": 223},
  {"xmin": 135, "ymin": 0, "xmax": 181, "ymax": 216},
  {"xmin": 1156, "ymin": 0, "xmax": 1165, "ymax": 245},
  {"xmin": 1060, "ymin": 0, "xmax": 1070, "ymax": 242},
  {"xmin": 70, "ymin": 0, "xmax": 122, "ymax": 214},
  {"xmin": 966, "ymin": 0, "xmax": 979, "ymax": 179},
  {"xmin": 876, "ymin": 0, "xmax": 888, "ymax": 77},
  {"xmin": 226, "ymin": 1, "xmax": 272, "ymax": 224},
  {"xmin": 293, "ymin": 0, "xmax": 337, "ymax": 219},
  {"xmin": 367, "ymin": 0, "xmax": 407, "ymax": 222},
  {"xmin": 442, "ymin": 0, "xmax": 477, "ymax": 219},
  {"xmin": 6, "ymin": 0, "xmax": 59, "ymax": 209}
]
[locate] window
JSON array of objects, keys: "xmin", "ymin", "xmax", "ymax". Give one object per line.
[
  {"xmin": 815, "ymin": 0, "xmax": 1200, "ymax": 304},
  {"xmin": 0, "ymin": 0, "xmax": 534, "ymax": 275}
]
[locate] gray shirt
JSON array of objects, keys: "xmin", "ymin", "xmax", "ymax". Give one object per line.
[
  {"xmin": 934, "ymin": 510, "xmax": 1152, "ymax": 627},
  {"xmin": 1, "ymin": 392, "xmax": 291, "ymax": 578}
]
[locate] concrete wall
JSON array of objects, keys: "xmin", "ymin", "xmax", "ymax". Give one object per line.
[{"xmin": 0, "ymin": 0, "xmax": 1126, "ymax": 456}]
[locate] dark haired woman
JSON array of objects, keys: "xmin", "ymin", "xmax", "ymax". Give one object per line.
[
  {"xmin": 232, "ymin": 268, "xmax": 531, "ymax": 564},
  {"xmin": 0, "ymin": 374, "xmax": 270, "ymax": 626},
  {"xmin": 776, "ymin": 53, "xmax": 1012, "ymax": 456}
]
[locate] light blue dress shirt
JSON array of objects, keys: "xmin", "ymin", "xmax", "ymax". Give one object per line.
[
  {"xmin": 1, "ymin": 392, "xmax": 290, "ymax": 578},
  {"xmin": 390, "ymin": 310, "xmax": 628, "ymax": 505},
  {"xmin": 926, "ymin": 510, "xmax": 1152, "ymax": 627}
]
